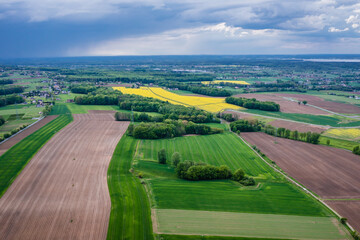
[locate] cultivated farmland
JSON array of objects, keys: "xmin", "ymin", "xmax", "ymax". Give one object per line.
[
  {"xmin": 114, "ymin": 86, "xmax": 240, "ymax": 112},
  {"xmin": 131, "ymin": 132, "xmax": 349, "ymax": 239},
  {"xmin": 0, "ymin": 113, "xmax": 129, "ymax": 240},
  {"xmin": 241, "ymin": 132, "xmax": 360, "ymax": 231}
]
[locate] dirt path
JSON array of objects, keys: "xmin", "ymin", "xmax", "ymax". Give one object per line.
[
  {"xmin": 0, "ymin": 113, "xmax": 129, "ymax": 240},
  {"xmin": 0, "ymin": 115, "xmax": 58, "ymax": 156}
]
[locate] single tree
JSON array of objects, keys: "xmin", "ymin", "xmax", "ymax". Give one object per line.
[
  {"xmin": 158, "ymin": 148, "xmax": 167, "ymax": 164},
  {"xmin": 171, "ymin": 152, "xmax": 181, "ymax": 167},
  {"xmin": 326, "ymin": 139, "xmax": 330, "ymax": 145},
  {"xmin": 302, "ymin": 100, "xmax": 308, "ymax": 105}
]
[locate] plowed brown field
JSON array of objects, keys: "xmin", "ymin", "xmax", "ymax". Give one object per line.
[
  {"xmin": 235, "ymin": 93, "xmax": 329, "ymax": 115},
  {"xmin": 325, "ymin": 200, "xmax": 360, "ymax": 232},
  {"xmin": 268, "ymin": 120, "xmax": 328, "ymax": 133},
  {"xmin": 0, "ymin": 113, "xmax": 129, "ymax": 240},
  {"xmin": 0, "ymin": 115, "xmax": 58, "ymax": 156},
  {"xmin": 241, "ymin": 132, "xmax": 360, "ymax": 231}
]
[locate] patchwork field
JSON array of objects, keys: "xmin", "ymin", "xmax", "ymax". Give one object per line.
[
  {"xmin": 154, "ymin": 209, "xmax": 347, "ymax": 239},
  {"xmin": 235, "ymin": 93, "xmax": 329, "ymax": 115},
  {"xmin": 114, "ymin": 86, "xmax": 240, "ymax": 112},
  {"xmin": 241, "ymin": 132, "xmax": 360, "ymax": 232},
  {"xmin": 0, "ymin": 115, "xmax": 58, "ymax": 156},
  {"xmin": 0, "ymin": 113, "xmax": 129, "ymax": 240},
  {"xmin": 324, "ymin": 128, "xmax": 360, "ymax": 141},
  {"xmin": 130, "ymin": 132, "xmax": 348, "ymax": 239}
]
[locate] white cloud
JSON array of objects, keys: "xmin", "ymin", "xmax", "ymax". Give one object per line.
[
  {"xmin": 346, "ymin": 15, "xmax": 360, "ymax": 29},
  {"xmin": 328, "ymin": 27, "xmax": 349, "ymax": 32},
  {"xmin": 68, "ymin": 22, "xmax": 317, "ymax": 56}
]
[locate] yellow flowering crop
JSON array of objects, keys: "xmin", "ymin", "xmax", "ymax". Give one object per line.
[
  {"xmin": 113, "ymin": 86, "xmax": 241, "ymax": 112},
  {"xmin": 325, "ymin": 128, "xmax": 360, "ymax": 140},
  {"xmin": 202, "ymin": 80, "xmax": 250, "ymax": 85}
]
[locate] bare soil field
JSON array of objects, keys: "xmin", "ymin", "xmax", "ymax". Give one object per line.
[
  {"xmin": 0, "ymin": 115, "xmax": 58, "ymax": 156},
  {"xmin": 241, "ymin": 132, "xmax": 360, "ymax": 231},
  {"xmin": 241, "ymin": 132, "xmax": 360, "ymax": 199},
  {"xmin": 235, "ymin": 93, "xmax": 329, "ymax": 115},
  {"xmin": 275, "ymin": 93, "xmax": 360, "ymax": 114},
  {"xmin": 268, "ymin": 120, "xmax": 329, "ymax": 133},
  {"xmin": 325, "ymin": 200, "xmax": 360, "ymax": 233},
  {"xmin": 0, "ymin": 113, "xmax": 129, "ymax": 240}
]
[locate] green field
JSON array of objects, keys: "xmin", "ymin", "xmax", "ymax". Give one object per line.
[
  {"xmin": 0, "ymin": 104, "xmax": 44, "ymax": 119},
  {"xmin": 155, "ymin": 209, "xmax": 349, "ymax": 239},
  {"xmin": 106, "ymin": 135, "xmax": 154, "ymax": 240},
  {"xmin": 319, "ymin": 136, "xmax": 359, "ymax": 151},
  {"xmin": 158, "ymin": 235, "xmax": 291, "ymax": 240},
  {"xmin": 0, "ymin": 113, "xmax": 72, "ymax": 197},
  {"xmin": 244, "ymin": 109, "xmax": 360, "ymax": 127}
]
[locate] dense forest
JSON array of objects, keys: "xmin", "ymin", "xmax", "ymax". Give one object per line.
[{"xmin": 226, "ymin": 96, "xmax": 280, "ymax": 111}]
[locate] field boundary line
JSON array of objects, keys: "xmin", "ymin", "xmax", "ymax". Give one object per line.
[
  {"xmin": 0, "ymin": 116, "xmax": 45, "ymax": 146},
  {"xmin": 235, "ymin": 132, "xmax": 355, "ymax": 233}
]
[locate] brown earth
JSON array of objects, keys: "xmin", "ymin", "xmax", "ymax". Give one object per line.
[
  {"xmin": 325, "ymin": 200, "xmax": 360, "ymax": 233},
  {"xmin": 0, "ymin": 113, "xmax": 129, "ymax": 240},
  {"xmin": 275, "ymin": 93, "xmax": 360, "ymax": 114},
  {"xmin": 241, "ymin": 132, "xmax": 360, "ymax": 199},
  {"xmin": 0, "ymin": 115, "xmax": 58, "ymax": 156},
  {"xmin": 235, "ymin": 93, "xmax": 329, "ymax": 115},
  {"xmin": 241, "ymin": 132, "xmax": 360, "ymax": 231},
  {"xmin": 268, "ymin": 120, "xmax": 329, "ymax": 133}
]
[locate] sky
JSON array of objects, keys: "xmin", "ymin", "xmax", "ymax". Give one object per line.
[{"xmin": 1, "ymin": 0, "xmax": 360, "ymax": 58}]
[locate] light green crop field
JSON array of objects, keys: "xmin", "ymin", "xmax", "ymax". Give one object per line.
[
  {"xmin": 0, "ymin": 104, "xmax": 44, "ymax": 119},
  {"xmin": 155, "ymin": 209, "xmax": 349, "ymax": 240},
  {"xmin": 318, "ymin": 136, "xmax": 359, "ymax": 151}
]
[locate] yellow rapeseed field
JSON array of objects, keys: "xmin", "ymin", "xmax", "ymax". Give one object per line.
[
  {"xmin": 113, "ymin": 86, "xmax": 241, "ymax": 112},
  {"xmin": 325, "ymin": 128, "xmax": 360, "ymax": 140},
  {"xmin": 201, "ymin": 80, "xmax": 250, "ymax": 85}
]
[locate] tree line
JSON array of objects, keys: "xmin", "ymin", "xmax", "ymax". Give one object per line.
[
  {"xmin": 230, "ymin": 119, "xmax": 321, "ymax": 144},
  {"xmin": 226, "ymin": 96, "xmax": 280, "ymax": 112},
  {"xmin": 0, "ymin": 95, "xmax": 24, "ymax": 107},
  {"xmin": 159, "ymin": 81, "xmax": 232, "ymax": 97},
  {"xmin": 127, "ymin": 120, "xmax": 223, "ymax": 139},
  {"xmin": 0, "ymin": 79, "xmax": 14, "ymax": 85},
  {"xmin": 0, "ymin": 86, "xmax": 24, "ymax": 95},
  {"xmin": 70, "ymin": 85, "xmax": 98, "ymax": 94},
  {"xmin": 74, "ymin": 88, "xmax": 121, "ymax": 105}
]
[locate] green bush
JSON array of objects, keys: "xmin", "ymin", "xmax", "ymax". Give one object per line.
[{"xmin": 158, "ymin": 149, "xmax": 167, "ymax": 164}]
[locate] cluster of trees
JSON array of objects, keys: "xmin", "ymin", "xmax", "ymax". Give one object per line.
[
  {"xmin": 226, "ymin": 97, "xmax": 280, "ymax": 112},
  {"xmin": 251, "ymin": 81, "xmax": 307, "ymax": 93},
  {"xmin": 265, "ymin": 126, "xmax": 321, "ymax": 144},
  {"xmin": 220, "ymin": 113, "xmax": 237, "ymax": 122},
  {"xmin": 42, "ymin": 105, "xmax": 53, "ymax": 116},
  {"xmin": 0, "ymin": 79, "xmax": 14, "ymax": 85},
  {"xmin": 0, "ymin": 123, "xmax": 30, "ymax": 142},
  {"xmin": 115, "ymin": 112, "xmax": 164, "ymax": 122},
  {"xmin": 70, "ymin": 85, "xmax": 98, "ymax": 94},
  {"xmin": 353, "ymin": 146, "xmax": 360, "ymax": 155},
  {"xmin": 0, "ymin": 86, "xmax": 24, "ymax": 95},
  {"xmin": 175, "ymin": 160, "xmax": 255, "ymax": 185},
  {"xmin": 0, "ymin": 116, "xmax": 5, "ymax": 126},
  {"xmin": 74, "ymin": 88, "xmax": 121, "ymax": 105},
  {"xmin": 0, "ymin": 95, "xmax": 24, "ymax": 107},
  {"xmin": 160, "ymin": 81, "xmax": 232, "ymax": 97},
  {"xmin": 127, "ymin": 120, "xmax": 223, "ymax": 139},
  {"xmin": 230, "ymin": 119, "xmax": 264, "ymax": 132},
  {"xmin": 118, "ymin": 94, "xmax": 218, "ymax": 123}
]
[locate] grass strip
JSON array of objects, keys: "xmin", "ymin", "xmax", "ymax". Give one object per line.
[{"xmin": 107, "ymin": 135, "xmax": 154, "ymax": 240}]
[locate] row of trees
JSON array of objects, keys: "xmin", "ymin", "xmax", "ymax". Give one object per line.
[
  {"xmin": 0, "ymin": 95, "xmax": 24, "ymax": 107},
  {"xmin": 0, "ymin": 79, "xmax": 14, "ymax": 85},
  {"xmin": 160, "ymin": 81, "xmax": 232, "ymax": 97},
  {"xmin": 226, "ymin": 97, "xmax": 280, "ymax": 112},
  {"xmin": 230, "ymin": 119, "xmax": 321, "ymax": 144},
  {"xmin": 0, "ymin": 86, "xmax": 24, "ymax": 95},
  {"xmin": 230, "ymin": 119, "xmax": 264, "ymax": 132},
  {"xmin": 74, "ymin": 88, "xmax": 121, "ymax": 105},
  {"xmin": 127, "ymin": 120, "xmax": 223, "ymax": 139},
  {"xmin": 70, "ymin": 85, "xmax": 98, "ymax": 94}
]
